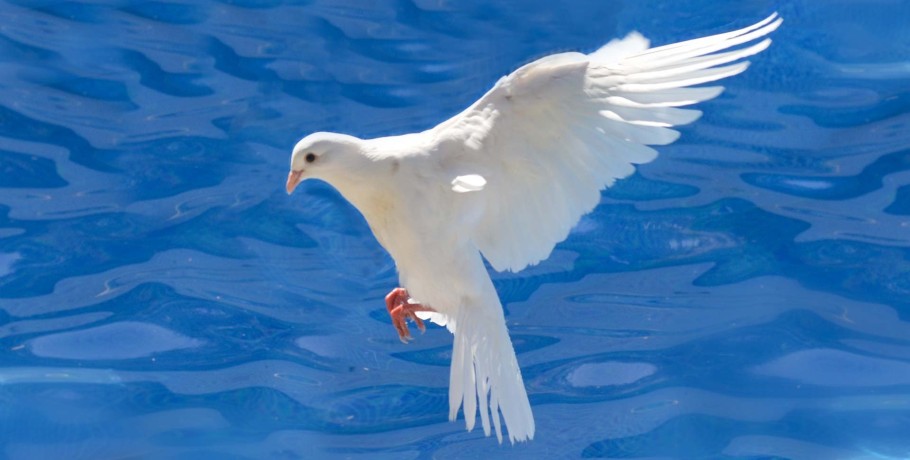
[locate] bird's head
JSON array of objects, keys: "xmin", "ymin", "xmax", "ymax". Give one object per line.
[{"xmin": 286, "ymin": 132, "xmax": 366, "ymax": 194}]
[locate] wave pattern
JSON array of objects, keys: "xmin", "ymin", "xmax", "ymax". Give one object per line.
[{"xmin": 1, "ymin": 1, "xmax": 910, "ymax": 458}]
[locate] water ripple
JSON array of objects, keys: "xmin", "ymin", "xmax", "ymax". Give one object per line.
[{"xmin": 1, "ymin": 1, "xmax": 909, "ymax": 458}]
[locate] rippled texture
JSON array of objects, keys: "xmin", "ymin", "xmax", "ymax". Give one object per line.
[{"xmin": 1, "ymin": 1, "xmax": 909, "ymax": 458}]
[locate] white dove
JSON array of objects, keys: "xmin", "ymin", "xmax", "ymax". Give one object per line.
[{"xmin": 286, "ymin": 13, "xmax": 782, "ymax": 443}]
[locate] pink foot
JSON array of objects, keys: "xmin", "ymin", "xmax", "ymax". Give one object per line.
[{"xmin": 385, "ymin": 287, "xmax": 435, "ymax": 343}]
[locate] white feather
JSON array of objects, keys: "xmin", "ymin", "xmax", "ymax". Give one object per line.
[
  {"xmin": 434, "ymin": 13, "xmax": 781, "ymax": 274},
  {"xmin": 290, "ymin": 13, "xmax": 780, "ymax": 444},
  {"xmin": 417, "ymin": 15, "xmax": 779, "ymax": 439},
  {"xmin": 452, "ymin": 174, "xmax": 487, "ymax": 193}
]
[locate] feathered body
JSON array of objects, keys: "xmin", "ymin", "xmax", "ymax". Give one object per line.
[{"xmin": 286, "ymin": 14, "xmax": 782, "ymax": 443}]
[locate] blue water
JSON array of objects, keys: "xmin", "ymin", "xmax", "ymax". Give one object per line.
[{"xmin": 1, "ymin": 1, "xmax": 909, "ymax": 458}]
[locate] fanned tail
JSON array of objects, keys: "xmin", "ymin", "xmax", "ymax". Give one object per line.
[{"xmin": 447, "ymin": 289, "xmax": 534, "ymax": 444}]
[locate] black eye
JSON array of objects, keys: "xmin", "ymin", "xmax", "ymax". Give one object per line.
[{"xmin": 305, "ymin": 152, "xmax": 316, "ymax": 163}]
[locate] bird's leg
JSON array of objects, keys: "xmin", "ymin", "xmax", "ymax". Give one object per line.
[{"xmin": 385, "ymin": 287, "xmax": 435, "ymax": 343}]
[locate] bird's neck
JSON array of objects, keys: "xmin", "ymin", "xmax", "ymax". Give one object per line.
[
  {"xmin": 322, "ymin": 132, "xmax": 432, "ymax": 233},
  {"xmin": 326, "ymin": 169, "xmax": 398, "ymax": 254},
  {"xmin": 331, "ymin": 173, "xmax": 386, "ymax": 211}
]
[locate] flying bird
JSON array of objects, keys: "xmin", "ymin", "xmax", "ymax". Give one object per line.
[{"xmin": 286, "ymin": 13, "xmax": 782, "ymax": 443}]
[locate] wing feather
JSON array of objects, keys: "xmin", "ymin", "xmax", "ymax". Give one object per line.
[
  {"xmin": 610, "ymin": 86, "xmax": 725, "ymax": 106},
  {"xmin": 433, "ymin": 13, "xmax": 782, "ymax": 272}
]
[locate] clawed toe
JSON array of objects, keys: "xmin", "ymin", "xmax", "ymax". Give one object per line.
[{"xmin": 385, "ymin": 288, "xmax": 434, "ymax": 342}]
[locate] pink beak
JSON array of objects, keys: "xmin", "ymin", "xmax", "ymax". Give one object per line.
[{"xmin": 286, "ymin": 170, "xmax": 303, "ymax": 194}]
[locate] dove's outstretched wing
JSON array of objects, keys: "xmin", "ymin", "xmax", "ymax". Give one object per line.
[{"xmin": 432, "ymin": 13, "xmax": 781, "ymax": 272}]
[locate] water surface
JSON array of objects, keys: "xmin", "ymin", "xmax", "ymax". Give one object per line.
[{"xmin": 2, "ymin": 1, "xmax": 910, "ymax": 458}]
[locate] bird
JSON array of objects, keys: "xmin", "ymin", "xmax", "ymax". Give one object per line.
[{"xmin": 286, "ymin": 13, "xmax": 782, "ymax": 444}]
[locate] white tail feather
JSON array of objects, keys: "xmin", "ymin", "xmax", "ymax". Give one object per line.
[{"xmin": 448, "ymin": 289, "xmax": 534, "ymax": 443}]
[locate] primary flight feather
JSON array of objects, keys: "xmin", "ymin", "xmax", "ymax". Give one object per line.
[{"xmin": 286, "ymin": 13, "xmax": 782, "ymax": 443}]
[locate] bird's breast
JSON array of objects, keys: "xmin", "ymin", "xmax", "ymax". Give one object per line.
[
  {"xmin": 334, "ymin": 171, "xmax": 486, "ymax": 312},
  {"xmin": 366, "ymin": 208, "xmax": 483, "ymax": 313}
]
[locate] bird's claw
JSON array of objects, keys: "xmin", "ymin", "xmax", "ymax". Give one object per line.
[{"xmin": 385, "ymin": 287, "xmax": 433, "ymax": 343}]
